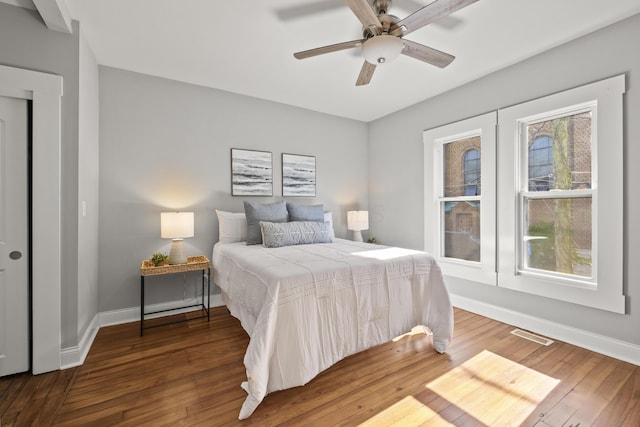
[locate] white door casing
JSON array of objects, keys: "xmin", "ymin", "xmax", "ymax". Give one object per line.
[
  {"xmin": 0, "ymin": 96, "xmax": 29, "ymax": 376},
  {"xmin": 0, "ymin": 65, "xmax": 62, "ymax": 374}
]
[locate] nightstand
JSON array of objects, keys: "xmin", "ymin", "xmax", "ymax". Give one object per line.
[{"xmin": 139, "ymin": 255, "xmax": 211, "ymax": 336}]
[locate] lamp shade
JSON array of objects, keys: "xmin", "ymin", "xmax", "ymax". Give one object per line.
[
  {"xmin": 362, "ymin": 35, "xmax": 403, "ymax": 64},
  {"xmin": 161, "ymin": 212, "xmax": 194, "ymax": 239},
  {"xmin": 347, "ymin": 211, "xmax": 369, "ymax": 231}
]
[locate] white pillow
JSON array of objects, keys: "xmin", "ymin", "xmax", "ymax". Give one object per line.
[
  {"xmin": 216, "ymin": 210, "xmax": 248, "ymax": 244},
  {"xmin": 324, "ymin": 211, "xmax": 335, "ymax": 240}
]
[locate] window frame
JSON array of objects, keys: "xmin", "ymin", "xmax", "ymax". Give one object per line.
[
  {"xmin": 424, "ymin": 111, "xmax": 497, "ymax": 285},
  {"xmin": 497, "ymin": 75, "xmax": 625, "ymax": 313}
]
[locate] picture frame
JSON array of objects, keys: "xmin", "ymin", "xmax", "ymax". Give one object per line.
[
  {"xmin": 282, "ymin": 153, "xmax": 316, "ymax": 197},
  {"xmin": 231, "ymin": 148, "xmax": 273, "ymax": 196}
]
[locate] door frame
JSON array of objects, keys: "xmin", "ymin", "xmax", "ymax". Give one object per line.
[{"xmin": 0, "ymin": 64, "xmax": 62, "ymax": 374}]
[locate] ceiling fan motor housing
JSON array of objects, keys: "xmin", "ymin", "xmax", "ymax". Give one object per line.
[{"xmin": 362, "ymin": 10, "xmax": 401, "ymax": 38}]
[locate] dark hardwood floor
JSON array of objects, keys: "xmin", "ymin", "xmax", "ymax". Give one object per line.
[{"xmin": 2, "ymin": 306, "xmax": 639, "ymax": 426}]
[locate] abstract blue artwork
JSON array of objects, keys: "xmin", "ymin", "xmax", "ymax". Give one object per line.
[
  {"xmin": 282, "ymin": 153, "xmax": 316, "ymax": 197},
  {"xmin": 231, "ymin": 149, "xmax": 273, "ymax": 196}
]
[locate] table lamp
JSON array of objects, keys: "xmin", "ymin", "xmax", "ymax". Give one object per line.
[
  {"xmin": 161, "ymin": 211, "xmax": 194, "ymax": 264},
  {"xmin": 347, "ymin": 211, "xmax": 368, "ymax": 242}
]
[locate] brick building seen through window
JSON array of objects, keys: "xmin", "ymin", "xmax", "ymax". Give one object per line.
[{"xmin": 443, "ymin": 111, "xmax": 592, "ymax": 273}]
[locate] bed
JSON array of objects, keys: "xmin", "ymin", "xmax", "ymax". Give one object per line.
[{"xmin": 212, "ymin": 234, "xmax": 454, "ymax": 419}]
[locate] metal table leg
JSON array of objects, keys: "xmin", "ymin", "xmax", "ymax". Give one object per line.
[{"xmin": 140, "ymin": 275, "xmax": 145, "ymax": 336}]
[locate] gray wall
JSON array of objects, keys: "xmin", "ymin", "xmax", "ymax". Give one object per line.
[
  {"xmin": 98, "ymin": 67, "xmax": 368, "ymax": 312},
  {"xmin": 0, "ymin": 3, "xmax": 85, "ymax": 349},
  {"xmin": 369, "ymin": 13, "xmax": 640, "ymax": 344},
  {"xmin": 77, "ymin": 27, "xmax": 100, "ymax": 341}
]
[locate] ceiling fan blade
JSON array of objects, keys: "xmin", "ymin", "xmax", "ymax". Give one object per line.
[
  {"xmin": 294, "ymin": 39, "xmax": 366, "ymax": 60},
  {"xmin": 344, "ymin": 0, "xmax": 382, "ymax": 31},
  {"xmin": 401, "ymin": 39, "xmax": 455, "ymax": 68},
  {"xmin": 356, "ymin": 61, "xmax": 376, "ymax": 86},
  {"xmin": 396, "ymin": 0, "xmax": 479, "ymax": 36}
]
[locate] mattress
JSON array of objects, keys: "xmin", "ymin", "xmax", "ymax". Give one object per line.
[{"xmin": 212, "ymin": 238, "xmax": 453, "ymax": 419}]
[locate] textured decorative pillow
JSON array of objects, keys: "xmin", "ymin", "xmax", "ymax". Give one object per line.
[
  {"xmin": 323, "ymin": 211, "xmax": 335, "ymax": 240},
  {"xmin": 286, "ymin": 202, "xmax": 324, "ymax": 222},
  {"xmin": 260, "ymin": 221, "xmax": 333, "ymax": 248},
  {"xmin": 244, "ymin": 200, "xmax": 288, "ymax": 245},
  {"xmin": 216, "ymin": 210, "xmax": 248, "ymax": 244}
]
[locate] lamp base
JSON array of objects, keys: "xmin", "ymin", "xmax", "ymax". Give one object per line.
[
  {"xmin": 168, "ymin": 238, "xmax": 187, "ymax": 264},
  {"xmin": 352, "ymin": 230, "xmax": 363, "ymax": 242}
]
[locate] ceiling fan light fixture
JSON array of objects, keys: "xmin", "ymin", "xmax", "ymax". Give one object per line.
[{"xmin": 362, "ymin": 34, "xmax": 403, "ymax": 64}]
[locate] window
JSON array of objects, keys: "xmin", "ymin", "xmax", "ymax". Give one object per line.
[
  {"xmin": 498, "ymin": 75, "xmax": 625, "ymax": 313},
  {"xmin": 424, "ymin": 75, "xmax": 625, "ymax": 313},
  {"xmin": 443, "ymin": 140, "xmax": 481, "ymax": 262},
  {"xmin": 424, "ymin": 112, "xmax": 496, "ymax": 285},
  {"xmin": 521, "ymin": 108, "xmax": 593, "ymax": 279}
]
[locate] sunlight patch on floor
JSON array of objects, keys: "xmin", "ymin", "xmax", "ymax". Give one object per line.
[
  {"xmin": 359, "ymin": 350, "xmax": 559, "ymax": 426},
  {"xmin": 358, "ymin": 395, "xmax": 454, "ymax": 427},
  {"xmin": 393, "ymin": 325, "xmax": 431, "ymax": 342},
  {"xmin": 352, "ymin": 247, "xmax": 423, "ymax": 260},
  {"xmin": 426, "ymin": 350, "xmax": 560, "ymax": 426}
]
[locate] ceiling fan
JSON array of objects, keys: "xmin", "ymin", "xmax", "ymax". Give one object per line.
[{"xmin": 293, "ymin": 0, "xmax": 479, "ymax": 86}]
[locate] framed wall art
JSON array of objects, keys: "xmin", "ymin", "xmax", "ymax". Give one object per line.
[
  {"xmin": 231, "ymin": 148, "xmax": 273, "ymax": 196},
  {"xmin": 282, "ymin": 153, "xmax": 316, "ymax": 197}
]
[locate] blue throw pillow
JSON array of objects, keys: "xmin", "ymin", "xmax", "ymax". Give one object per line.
[
  {"xmin": 286, "ymin": 202, "xmax": 324, "ymax": 222},
  {"xmin": 244, "ymin": 201, "xmax": 288, "ymax": 245}
]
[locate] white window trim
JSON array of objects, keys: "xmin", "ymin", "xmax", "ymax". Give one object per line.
[
  {"xmin": 497, "ymin": 74, "xmax": 625, "ymax": 313},
  {"xmin": 424, "ymin": 111, "xmax": 497, "ymax": 285}
]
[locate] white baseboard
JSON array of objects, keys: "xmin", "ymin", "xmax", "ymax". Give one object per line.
[
  {"xmin": 60, "ymin": 313, "xmax": 99, "ymax": 369},
  {"xmin": 60, "ymin": 294, "xmax": 224, "ymax": 370},
  {"xmin": 451, "ymin": 293, "xmax": 640, "ymax": 366},
  {"xmin": 98, "ymin": 293, "xmax": 224, "ymax": 327}
]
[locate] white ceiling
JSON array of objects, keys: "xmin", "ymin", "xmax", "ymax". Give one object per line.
[{"xmin": 10, "ymin": 0, "xmax": 640, "ymax": 121}]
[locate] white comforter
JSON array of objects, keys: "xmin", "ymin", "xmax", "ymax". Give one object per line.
[{"xmin": 212, "ymin": 239, "xmax": 453, "ymax": 419}]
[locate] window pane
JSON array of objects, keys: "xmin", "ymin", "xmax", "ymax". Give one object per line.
[
  {"xmin": 444, "ymin": 136, "xmax": 481, "ymax": 197},
  {"xmin": 528, "ymin": 136, "xmax": 553, "ymax": 191},
  {"xmin": 524, "ymin": 197, "xmax": 592, "ymax": 278},
  {"xmin": 464, "ymin": 149, "xmax": 480, "ymax": 196},
  {"xmin": 443, "ymin": 201, "xmax": 480, "ymax": 262},
  {"xmin": 526, "ymin": 111, "xmax": 592, "ymax": 192}
]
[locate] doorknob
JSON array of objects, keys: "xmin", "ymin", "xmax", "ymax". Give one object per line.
[{"xmin": 9, "ymin": 251, "xmax": 22, "ymax": 260}]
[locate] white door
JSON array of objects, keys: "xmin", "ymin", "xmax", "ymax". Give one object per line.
[{"xmin": 0, "ymin": 96, "xmax": 29, "ymax": 376}]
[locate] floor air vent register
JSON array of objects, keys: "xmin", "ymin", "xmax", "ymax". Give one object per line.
[{"xmin": 510, "ymin": 329, "xmax": 554, "ymax": 346}]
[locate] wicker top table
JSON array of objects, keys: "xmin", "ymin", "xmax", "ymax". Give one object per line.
[
  {"xmin": 139, "ymin": 255, "xmax": 211, "ymax": 336},
  {"xmin": 140, "ymin": 255, "xmax": 211, "ymax": 276}
]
